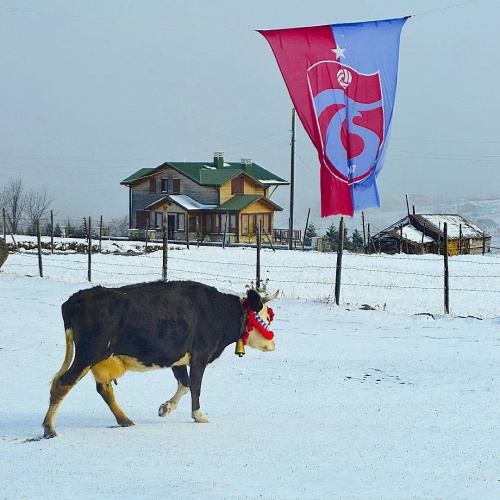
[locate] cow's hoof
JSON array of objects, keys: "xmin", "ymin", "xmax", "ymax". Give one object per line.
[
  {"xmin": 43, "ymin": 426, "xmax": 57, "ymax": 439},
  {"xmin": 118, "ymin": 418, "xmax": 135, "ymax": 427},
  {"xmin": 158, "ymin": 401, "xmax": 173, "ymax": 417},
  {"xmin": 192, "ymin": 409, "xmax": 209, "ymax": 423}
]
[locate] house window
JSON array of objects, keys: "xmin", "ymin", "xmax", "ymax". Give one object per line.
[
  {"xmin": 189, "ymin": 216, "xmax": 199, "ymax": 233},
  {"xmin": 172, "ymin": 178, "xmax": 181, "ymax": 194},
  {"xmin": 231, "ymin": 177, "xmax": 244, "ymax": 195},
  {"xmin": 177, "ymin": 213, "xmax": 185, "ymax": 231},
  {"xmin": 161, "ymin": 178, "xmax": 168, "ymax": 193},
  {"xmin": 149, "ymin": 178, "xmax": 157, "ymax": 194},
  {"xmin": 220, "ymin": 213, "xmax": 237, "ymax": 232},
  {"xmin": 154, "ymin": 211, "xmax": 163, "ymax": 229},
  {"xmin": 205, "ymin": 214, "xmax": 221, "ymax": 233},
  {"xmin": 136, "ymin": 210, "xmax": 151, "ymax": 229},
  {"xmin": 241, "ymin": 213, "xmax": 271, "ymax": 235}
]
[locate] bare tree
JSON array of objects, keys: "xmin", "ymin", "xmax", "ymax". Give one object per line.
[
  {"xmin": 108, "ymin": 215, "xmax": 129, "ymax": 237},
  {"xmin": 1, "ymin": 178, "xmax": 25, "ymax": 233},
  {"xmin": 25, "ymin": 187, "xmax": 54, "ymax": 234}
]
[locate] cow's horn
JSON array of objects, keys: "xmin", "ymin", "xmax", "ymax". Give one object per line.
[{"xmin": 262, "ymin": 289, "xmax": 279, "ymax": 303}]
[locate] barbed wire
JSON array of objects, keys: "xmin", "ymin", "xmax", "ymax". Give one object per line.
[
  {"xmin": 10, "ymin": 250, "xmax": 500, "ymax": 280},
  {"xmin": 7, "ymin": 251, "xmax": 499, "ymax": 295}
]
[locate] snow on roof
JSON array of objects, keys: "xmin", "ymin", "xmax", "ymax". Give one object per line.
[
  {"xmin": 168, "ymin": 194, "xmax": 217, "ymax": 211},
  {"xmin": 419, "ymin": 214, "xmax": 484, "ymax": 239},
  {"xmin": 259, "ymin": 179, "xmax": 289, "ymax": 185},
  {"xmin": 400, "ymin": 225, "xmax": 434, "ymax": 244}
]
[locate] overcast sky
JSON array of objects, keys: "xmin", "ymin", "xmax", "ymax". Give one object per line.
[{"xmin": 1, "ymin": 0, "xmax": 498, "ymax": 232}]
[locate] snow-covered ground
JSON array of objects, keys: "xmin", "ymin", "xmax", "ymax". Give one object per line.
[{"xmin": 1, "ymin": 237, "xmax": 499, "ymax": 499}]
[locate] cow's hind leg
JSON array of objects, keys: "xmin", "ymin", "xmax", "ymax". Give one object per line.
[
  {"xmin": 43, "ymin": 328, "xmax": 90, "ymax": 438},
  {"xmin": 43, "ymin": 366, "xmax": 90, "ymax": 438},
  {"xmin": 95, "ymin": 381, "xmax": 134, "ymax": 427},
  {"xmin": 158, "ymin": 366, "xmax": 190, "ymax": 417}
]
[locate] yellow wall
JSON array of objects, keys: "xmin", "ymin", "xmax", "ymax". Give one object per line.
[
  {"xmin": 219, "ymin": 176, "xmax": 266, "ymax": 204},
  {"xmin": 238, "ymin": 200, "xmax": 275, "ymax": 243},
  {"xmin": 240, "ymin": 199, "xmax": 272, "ymax": 214}
]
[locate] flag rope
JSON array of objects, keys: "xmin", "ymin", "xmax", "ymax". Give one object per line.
[
  {"xmin": 411, "ymin": 0, "xmax": 480, "ymax": 18},
  {"xmin": 1, "ymin": 2, "xmax": 481, "ymax": 28}
]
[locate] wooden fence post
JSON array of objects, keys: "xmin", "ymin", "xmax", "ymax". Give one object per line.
[
  {"xmin": 262, "ymin": 226, "xmax": 275, "ymax": 252},
  {"xmin": 443, "ymin": 222, "xmax": 449, "ymax": 315},
  {"xmin": 334, "ymin": 217, "xmax": 344, "ymax": 305},
  {"xmin": 50, "ymin": 210, "xmax": 54, "ymax": 254},
  {"xmin": 361, "ymin": 211, "xmax": 366, "ymax": 248},
  {"xmin": 223, "ymin": 212, "xmax": 228, "ymax": 249},
  {"xmin": 256, "ymin": 221, "xmax": 261, "ymax": 289},
  {"xmin": 36, "ymin": 220, "xmax": 43, "ymax": 278},
  {"xmin": 88, "ymin": 216, "xmax": 92, "ymax": 282},
  {"xmin": 145, "ymin": 218, "xmax": 149, "ymax": 255},
  {"xmin": 99, "ymin": 215, "xmax": 103, "ymax": 253},
  {"xmin": 162, "ymin": 206, "xmax": 168, "ymax": 281},
  {"xmin": 301, "ymin": 208, "xmax": 310, "ymax": 251},
  {"xmin": 186, "ymin": 215, "xmax": 190, "ymax": 250}
]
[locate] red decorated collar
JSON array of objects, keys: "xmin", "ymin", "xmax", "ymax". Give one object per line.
[{"xmin": 241, "ymin": 299, "xmax": 275, "ymax": 345}]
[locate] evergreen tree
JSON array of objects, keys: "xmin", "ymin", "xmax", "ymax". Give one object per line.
[
  {"xmin": 304, "ymin": 222, "xmax": 317, "ymax": 246},
  {"xmin": 350, "ymin": 228, "xmax": 364, "ymax": 252},
  {"xmin": 325, "ymin": 222, "xmax": 339, "ymax": 252}
]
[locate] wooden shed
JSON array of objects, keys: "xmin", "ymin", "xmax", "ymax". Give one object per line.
[{"xmin": 369, "ymin": 214, "xmax": 490, "ymax": 255}]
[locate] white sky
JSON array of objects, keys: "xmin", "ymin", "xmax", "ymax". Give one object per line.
[{"xmin": 1, "ymin": 0, "xmax": 499, "ymax": 232}]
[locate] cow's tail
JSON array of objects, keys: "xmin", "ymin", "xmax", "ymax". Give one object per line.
[{"xmin": 50, "ymin": 328, "xmax": 75, "ymax": 388}]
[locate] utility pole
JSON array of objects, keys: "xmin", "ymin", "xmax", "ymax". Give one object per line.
[{"xmin": 288, "ymin": 108, "xmax": 295, "ymax": 250}]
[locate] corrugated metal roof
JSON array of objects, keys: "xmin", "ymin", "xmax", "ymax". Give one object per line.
[
  {"xmin": 145, "ymin": 195, "xmax": 217, "ymax": 211},
  {"xmin": 415, "ymin": 214, "xmax": 485, "ymax": 239},
  {"xmin": 121, "ymin": 168, "xmax": 156, "ymax": 184},
  {"xmin": 121, "ymin": 161, "xmax": 288, "ymax": 187},
  {"xmin": 218, "ymin": 194, "xmax": 283, "ymax": 212},
  {"xmin": 397, "ymin": 225, "xmax": 434, "ymax": 244}
]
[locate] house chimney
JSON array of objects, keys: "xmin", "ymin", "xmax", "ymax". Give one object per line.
[
  {"xmin": 214, "ymin": 151, "xmax": 224, "ymax": 169},
  {"xmin": 241, "ymin": 158, "xmax": 252, "ymax": 170}
]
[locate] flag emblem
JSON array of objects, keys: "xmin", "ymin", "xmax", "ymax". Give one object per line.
[
  {"xmin": 308, "ymin": 60, "xmax": 384, "ymax": 184},
  {"xmin": 259, "ymin": 18, "xmax": 407, "ymax": 216},
  {"xmin": 336, "ymin": 68, "xmax": 352, "ymax": 89}
]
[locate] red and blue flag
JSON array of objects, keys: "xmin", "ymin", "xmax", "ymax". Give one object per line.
[{"xmin": 259, "ymin": 18, "xmax": 407, "ymax": 217}]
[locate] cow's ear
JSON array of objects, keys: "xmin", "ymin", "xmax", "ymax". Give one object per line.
[{"xmin": 246, "ymin": 289, "xmax": 263, "ymax": 312}]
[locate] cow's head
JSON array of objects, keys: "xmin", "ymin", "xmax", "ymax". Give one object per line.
[{"xmin": 244, "ymin": 289, "xmax": 278, "ymax": 352}]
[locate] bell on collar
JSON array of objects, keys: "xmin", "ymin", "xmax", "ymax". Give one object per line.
[{"xmin": 235, "ymin": 338, "xmax": 245, "ymax": 357}]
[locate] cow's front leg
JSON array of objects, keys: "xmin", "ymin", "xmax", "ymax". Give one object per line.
[
  {"xmin": 189, "ymin": 359, "xmax": 209, "ymax": 423},
  {"xmin": 158, "ymin": 366, "xmax": 190, "ymax": 417}
]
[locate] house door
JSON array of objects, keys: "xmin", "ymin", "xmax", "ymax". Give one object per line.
[{"xmin": 168, "ymin": 214, "xmax": 175, "ymax": 240}]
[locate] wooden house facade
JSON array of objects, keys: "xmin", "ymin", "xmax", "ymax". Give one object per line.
[
  {"xmin": 369, "ymin": 214, "xmax": 491, "ymax": 255},
  {"xmin": 121, "ymin": 152, "xmax": 288, "ymax": 244}
]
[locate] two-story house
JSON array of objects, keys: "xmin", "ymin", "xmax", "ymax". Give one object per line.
[{"xmin": 120, "ymin": 152, "xmax": 288, "ymax": 243}]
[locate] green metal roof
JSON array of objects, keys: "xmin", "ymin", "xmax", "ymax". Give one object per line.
[
  {"xmin": 217, "ymin": 194, "xmax": 283, "ymax": 212},
  {"xmin": 120, "ymin": 167, "xmax": 156, "ymax": 185},
  {"xmin": 121, "ymin": 161, "xmax": 288, "ymax": 186}
]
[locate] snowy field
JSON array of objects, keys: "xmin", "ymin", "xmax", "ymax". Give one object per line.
[{"xmin": 1, "ymin": 237, "xmax": 499, "ymax": 499}]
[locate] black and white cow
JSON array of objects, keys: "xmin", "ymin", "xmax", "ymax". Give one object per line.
[{"xmin": 42, "ymin": 280, "xmax": 277, "ymax": 438}]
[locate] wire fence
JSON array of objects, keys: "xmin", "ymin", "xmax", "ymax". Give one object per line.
[{"xmin": 6, "ymin": 238, "xmax": 500, "ymax": 318}]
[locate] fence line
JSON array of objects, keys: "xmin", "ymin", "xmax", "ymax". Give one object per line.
[
  {"xmin": 8, "ymin": 249, "xmax": 499, "ymax": 297},
  {"xmin": 9, "ymin": 248, "xmax": 499, "ymax": 281}
]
